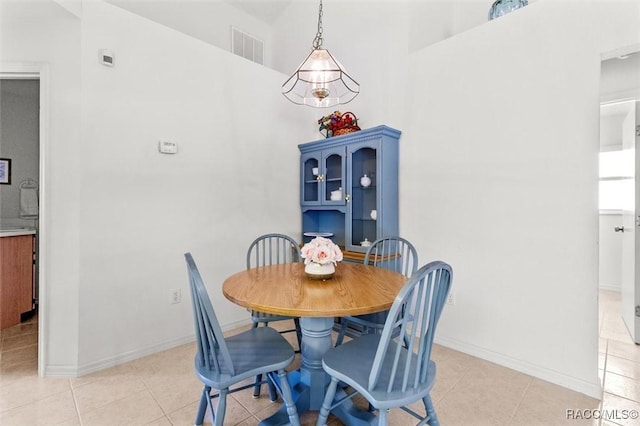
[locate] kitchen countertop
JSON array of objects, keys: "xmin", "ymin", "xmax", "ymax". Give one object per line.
[{"xmin": 0, "ymin": 228, "xmax": 37, "ymax": 237}]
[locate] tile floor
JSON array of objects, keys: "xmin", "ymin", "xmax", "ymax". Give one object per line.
[{"xmin": 1, "ymin": 290, "xmax": 639, "ymax": 425}]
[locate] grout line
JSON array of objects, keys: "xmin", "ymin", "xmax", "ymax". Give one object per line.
[
  {"xmin": 68, "ymin": 376, "xmax": 84, "ymax": 425},
  {"xmin": 509, "ymin": 376, "xmax": 532, "ymax": 421}
]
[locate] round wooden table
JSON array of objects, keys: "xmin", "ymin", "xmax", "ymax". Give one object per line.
[{"xmin": 223, "ymin": 262, "xmax": 406, "ymax": 426}]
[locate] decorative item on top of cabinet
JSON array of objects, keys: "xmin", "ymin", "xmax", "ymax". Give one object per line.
[
  {"xmin": 299, "ymin": 125, "xmax": 400, "ymax": 258},
  {"xmin": 488, "ymin": 0, "xmax": 527, "ymax": 20},
  {"xmin": 318, "ymin": 111, "xmax": 361, "ymax": 138}
]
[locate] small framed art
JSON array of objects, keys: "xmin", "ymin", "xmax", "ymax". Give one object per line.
[{"xmin": 0, "ymin": 158, "xmax": 11, "ymax": 185}]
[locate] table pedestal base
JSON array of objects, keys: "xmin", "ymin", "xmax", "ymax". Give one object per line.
[{"xmin": 258, "ymin": 317, "xmax": 377, "ymax": 426}]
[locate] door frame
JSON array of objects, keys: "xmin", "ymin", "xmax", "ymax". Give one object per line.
[{"xmin": 1, "ymin": 62, "xmax": 49, "ymax": 376}]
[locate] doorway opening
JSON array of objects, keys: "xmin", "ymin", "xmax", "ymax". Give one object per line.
[{"xmin": 0, "ymin": 63, "xmax": 49, "ymax": 376}]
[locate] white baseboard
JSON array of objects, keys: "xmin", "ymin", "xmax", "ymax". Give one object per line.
[
  {"xmin": 434, "ymin": 335, "xmax": 602, "ymax": 399},
  {"xmin": 599, "ymin": 283, "xmax": 621, "ymax": 292},
  {"xmin": 43, "ymin": 318, "xmax": 253, "ymax": 377}
]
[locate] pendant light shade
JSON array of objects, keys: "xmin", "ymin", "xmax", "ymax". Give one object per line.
[{"xmin": 282, "ymin": 1, "xmax": 359, "ymax": 108}]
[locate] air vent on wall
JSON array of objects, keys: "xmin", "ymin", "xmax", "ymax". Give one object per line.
[{"xmin": 231, "ymin": 26, "xmax": 264, "ymax": 65}]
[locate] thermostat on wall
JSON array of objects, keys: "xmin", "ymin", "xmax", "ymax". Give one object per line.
[
  {"xmin": 159, "ymin": 141, "xmax": 178, "ymax": 154},
  {"xmin": 99, "ymin": 49, "xmax": 114, "ymax": 67}
]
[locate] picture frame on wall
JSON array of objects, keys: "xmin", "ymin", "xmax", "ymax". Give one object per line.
[{"xmin": 0, "ymin": 158, "xmax": 11, "ymax": 185}]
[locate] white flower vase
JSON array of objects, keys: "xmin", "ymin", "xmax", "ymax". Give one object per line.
[{"xmin": 305, "ymin": 262, "xmax": 336, "ymax": 280}]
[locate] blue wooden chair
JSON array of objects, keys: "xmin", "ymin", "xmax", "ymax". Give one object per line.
[
  {"xmin": 246, "ymin": 233, "xmax": 303, "ymax": 397},
  {"xmin": 335, "ymin": 236, "xmax": 418, "ymax": 346},
  {"xmin": 317, "ymin": 261, "xmax": 453, "ymax": 426},
  {"xmin": 184, "ymin": 253, "xmax": 300, "ymax": 426}
]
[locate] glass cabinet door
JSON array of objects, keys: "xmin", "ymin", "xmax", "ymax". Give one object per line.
[
  {"xmin": 301, "ymin": 153, "xmax": 321, "ymax": 205},
  {"xmin": 323, "ymin": 148, "xmax": 346, "ymax": 204},
  {"xmin": 347, "ymin": 142, "xmax": 379, "ymax": 251}
]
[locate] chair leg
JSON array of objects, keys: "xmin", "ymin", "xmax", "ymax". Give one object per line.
[
  {"xmin": 213, "ymin": 388, "xmax": 228, "ymax": 426},
  {"xmin": 195, "ymin": 386, "xmax": 210, "ymax": 426},
  {"xmin": 252, "ymin": 319, "xmax": 265, "ymax": 397},
  {"xmin": 253, "ymin": 373, "xmax": 263, "ymax": 398},
  {"xmin": 293, "ymin": 317, "xmax": 302, "ymax": 349},
  {"xmin": 267, "ymin": 379, "xmax": 278, "ymax": 402},
  {"xmin": 335, "ymin": 319, "xmax": 348, "ymax": 347},
  {"xmin": 275, "ymin": 369, "xmax": 300, "ymax": 426},
  {"xmin": 378, "ymin": 407, "xmax": 389, "ymax": 425},
  {"xmin": 316, "ymin": 376, "xmax": 340, "ymax": 426},
  {"xmin": 423, "ymin": 394, "xmax": 440, "ymax": 426}
]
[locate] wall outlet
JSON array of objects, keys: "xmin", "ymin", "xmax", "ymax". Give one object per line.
[
  {"xmin": 446, "ymin": 291, "xmax": 455, "ymax": 306},
  {"xmin": 170, "ymin": 289, "xmax": 181, "ymax": 304}
]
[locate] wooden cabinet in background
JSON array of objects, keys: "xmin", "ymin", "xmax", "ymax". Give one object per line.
[{"xmin": 0, "ymin": 234, "xmax": 35, "ymax": 330}]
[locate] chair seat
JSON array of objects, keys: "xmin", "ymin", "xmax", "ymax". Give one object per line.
[
  {"xmin": 195, "ymin": 326, "xmax": 295, "ymax": 389},
  {"xmin": 251, "ymin": 310, "xmax": 298, "ymax": 323},
  {"xmin": 322, "ymin": 334, "xmax": 436, "ymax": 410}
]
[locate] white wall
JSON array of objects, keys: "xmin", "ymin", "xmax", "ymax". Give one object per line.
[
  {"xmin": 75, "ymin": 0, "xmax": 308, "ymax": 372},
  {"xmin": 1, "ymin": 0, "xmax": 82, "ymax": 373},
  {"xmin": 404, "ymin": 0, "xmax": 640, "ymax": 398}
]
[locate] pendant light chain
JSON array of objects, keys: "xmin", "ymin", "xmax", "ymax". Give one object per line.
[{"xmin": 312, "ymin": 0, "xmax": 324, "ymax": 49}]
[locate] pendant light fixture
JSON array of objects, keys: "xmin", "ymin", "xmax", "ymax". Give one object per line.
[{"xmin": 281, "ymin": 0, "xmax": 359, "ymax": 108}]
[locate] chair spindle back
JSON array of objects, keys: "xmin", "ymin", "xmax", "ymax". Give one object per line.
[
  {"xmin": 185, "ymin": 253, "xmax": 235, "ymax": 376},
  {"xmin": 246, "ymin": 233, "xmax": 302, "ymax": 269},
  {"xmin": 368, "ymin": 261, "xmax": 452, "ymax": 393},
  {"xmin": 364, "ymin": 237, "xmax": 418, "ymax": 278}
]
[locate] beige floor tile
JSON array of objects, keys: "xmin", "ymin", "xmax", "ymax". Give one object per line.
[
  {"xmin": 1, "ymin": 321, "xmax": 37, "ymax": 339},
  {"xmin": 230, "ymin": 383, "xmax": 285, "ymax": 415},
  {"xmin": 0, "ymin": 357, "xmax": 38, "ymax": 384},
  {"xmin": 2, "ymin": 331, "xmax": 38, "ymax": 351},
  {"xmin": 79, "ymin": 389, "xmax": 165, "ymax": 426},
  {"xmin": 0, "ymin": 343, "xmax": 37, "ymax": 367},
  {"xmin": 604, "ymin": 371, "xmax": 640, "ymax": 402},
  {"xmin": 606, "ymin": 355, "xmax": 640, "ymax": 381},
  {"xmin": 144, "ymin": 372, "xmax": 202, "ymax": 414},
  {"xmin": 431, "ymin": 359, "xmax": 532, "ymax": 425},
  {"xmin": 143, "ymin": 416, "xmax": 172, "ymax": 426},
  {"xmin": 430, "ymin": 344, "xmax": 482, "ymax": 404},
  {"xmin": 192, "ymin": 392, "xmax": 256, "ymax": 425},
  {"xmin": 0, "ymin": 375, "xmax": 72, "ymax": 412},
  {"xmin": 512, "ymin": 378, "xmax": 600, "ymax": 425},
  {"xmin": 72, "ymin": 374, "xmax": 148, "ymax": 415},
  {"xmin": 166, "ymin": 401, "xmax": 207, "ymax": 425},
  {"xmin": 0, "ymin": 389, "xmax": 79, "ymax": 426},
  {"xmin": 608, "ymin": 339, "xmax": 640, "ymax": 364},
  {"xmin": 601, "ymin": 392, "xmax": 640, "ymax": 426}
]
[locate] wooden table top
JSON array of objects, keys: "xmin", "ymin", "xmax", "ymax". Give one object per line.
[{"xmin": 222, "ymin": 262, "xmax": 406, "ymax": 317}]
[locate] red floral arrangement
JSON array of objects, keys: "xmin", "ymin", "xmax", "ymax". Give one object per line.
[{"xmin": 318, "ymin": 111, "xmax": 360, "ymax": 138}]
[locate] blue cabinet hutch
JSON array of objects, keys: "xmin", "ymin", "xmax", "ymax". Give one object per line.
[{"xmin": 298, "ymin": 125, "xmax": 400, "ymax": 258}]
